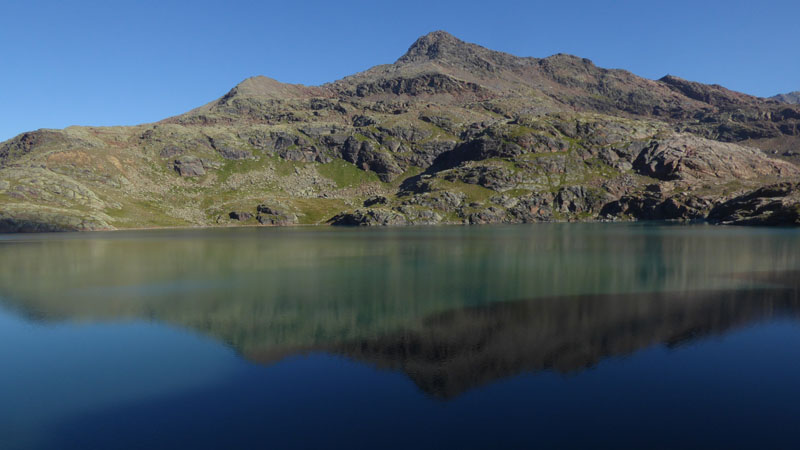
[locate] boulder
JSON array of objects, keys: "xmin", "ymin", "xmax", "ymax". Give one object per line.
[
  {"xmin": 255, "ymin": 204, "xmax": 298, "ymax": 225},
  {"xmin": 173, "ymin": 156, "xmax": 206, "ymax": 177},
  {"xmin": 229, "ymin": 211, "xmax": 252, "ymax": 221}
]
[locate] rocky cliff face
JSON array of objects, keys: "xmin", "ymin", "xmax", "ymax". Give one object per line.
[{"xmin": 2, "ymin": 31, "xmax": 800, "ymax": 231}]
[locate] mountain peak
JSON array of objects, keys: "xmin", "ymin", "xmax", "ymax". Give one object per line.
[
  {"xmin": 396, "ymin": 31, "xmax": 525, "ymax": 71},
  {"xmin": 222, "ymin": 75, "xmax": 328, "ymax": 100},
  {"xmin": 398, "ymin": 30, "xmax": 464, "ymax": 62}
]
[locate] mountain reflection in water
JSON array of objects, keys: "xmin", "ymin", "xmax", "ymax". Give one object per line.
[
  {"xmin": 330, "ymin": 271, "xmax": 800, "ymax": 398},
  {"xmin": 1, "ymin": 224, "xmax": 799, "ymax": 402}
]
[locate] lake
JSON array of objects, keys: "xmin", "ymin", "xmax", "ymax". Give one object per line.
[{"xmin": 1, "ymin": 223, "xmax": 800, "ymax": 449}]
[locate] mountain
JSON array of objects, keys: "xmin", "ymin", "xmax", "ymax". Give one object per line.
[
  {"xmin": 773, "ymin": 91, "xmax": 800, "ymax": 104},
  {"xmin": 2, "ymin": 31, "xmax": 800, "ymax": 231}
]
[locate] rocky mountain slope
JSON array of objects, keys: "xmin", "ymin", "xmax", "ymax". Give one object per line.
[
  {"xmin": 772, "ymin": 91, "xmax": 800, "ymax": 104},
  {"xmin": 2, "ymin": 31, "xmax": 800, "ymax": 231}
]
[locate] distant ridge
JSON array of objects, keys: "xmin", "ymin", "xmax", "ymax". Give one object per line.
[{"xmin": 772, "ymin": 91, "xmax": 800, "ymax": 104}]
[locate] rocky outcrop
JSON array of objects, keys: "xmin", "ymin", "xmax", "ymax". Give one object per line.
[
  {"xmin": 229, "ymin": 211, "xmax": 252, "ymax": 221},
  {"xmin": 708, "ymin": 182, "xmax": 800, "ymax": 226},
  {"xmin": 600, "ymin": 186, "xmax": 714, "ymax": 221},
  {"xmin": 1, "ymin": 130, "xmax": 72, "ymax": 166},
  {"xmin": 632, "ymin": 135, "xmax": 799, "ymax": 181},
  {"xmin": 337, "ymin": 137, "xmax": 402, "ymax": 182},
  {"xmin": 329, "ymin": 209, "xmax": 409, "ymax": 226},
  {"xmin": 218, "ymin": 147, "xmax": 253, "ymax": 160},
  {"xmin": 173, "ymin": 156, "xmax": 207, "ymax": 177},
  {"xmin": 256, "ymin": 205, "xmax": 298, "ymax": 225},
  {"xmin": 363, "ymin": 195, "xmax": 388, "ymax": 207}
]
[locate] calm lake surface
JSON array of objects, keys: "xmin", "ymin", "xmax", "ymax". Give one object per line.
[{"xmin": 2, "ymin": 223, "xmax": 800, "ymax": 449}]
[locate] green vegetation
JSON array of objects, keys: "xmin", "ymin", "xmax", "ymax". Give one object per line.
[
  {"xmin": 432, "ymin": 179, "xmax": 496, "ymax": 203},
  {"xmin": 216, "ymin": 157, "xmax": 270, "ymax": 183},
  {"xmin": 291, "ymin": 198, "xmax": 350, "ymax": 224},
  {"xmin": 318, "ymin": 160, "xmax": 381, "ymax": 188},
  {"xmin": 105, "ymin": 200, "xmax": 191, "ymax": 228}
]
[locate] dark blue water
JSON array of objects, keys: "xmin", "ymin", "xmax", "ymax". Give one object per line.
[{"xmin": 1, "ymin": 224, "xmax": 800, "ymax": 449}]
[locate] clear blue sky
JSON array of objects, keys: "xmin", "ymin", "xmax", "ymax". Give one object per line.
[{"xmin": 1, "ymin": 0, "xmax": 798, "ymax": 141}]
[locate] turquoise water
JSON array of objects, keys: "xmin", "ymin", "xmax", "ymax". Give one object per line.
[{"xmin": 1, "ymin": 223, "xmax": 800, "ymax": 449}]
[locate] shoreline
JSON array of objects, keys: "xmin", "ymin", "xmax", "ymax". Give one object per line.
[{"xmin": 4, "ymin": 218, "xmax": 799, "ymax": 236}]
